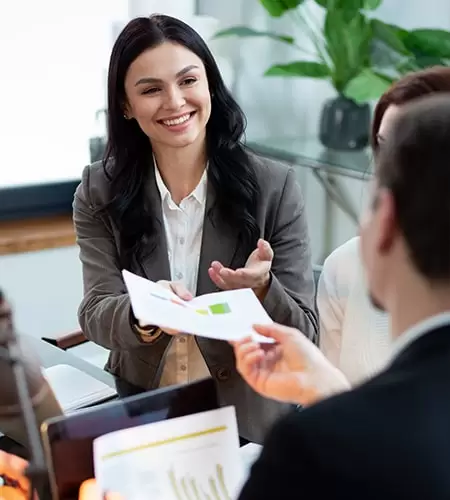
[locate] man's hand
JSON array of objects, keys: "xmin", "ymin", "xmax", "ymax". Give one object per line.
[
  {"xmin": 208, "ymin": 239, "xmax": 273, "ymax": 299},
  {"xmin": 233, "ymin": 323, "xmax": 350, "ymax": 406},
  {"xmin": 79, "ymin": 479, "xmax": 122, "ymax": 500},
  {"xmin": 0, "ymin": 451, "xmax": 32, "ymax": 500}
]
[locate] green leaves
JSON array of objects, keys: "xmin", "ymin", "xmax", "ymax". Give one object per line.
[
  {"xmin": 364, "ymin": 0, "xmax": 382, "ymax": 9},
  {"xmin": 344, "ymin": 68, "xmax": 393, "ymax": 103},
  {"xmin": 371, "ymin": 19, "xmax": 409, "ymax": 55},
  {"xmin": 324, "ymin": 10, "xmax": 372, "ymax": 92},
  {"xmin": 403, "ymin": 29, "xmax": 450, "ymax": 59},
  {"xmin": 315, "ymin": 0, "xmax": 382, "ymax": 18},
  {"xmin": 213, "ymin": 0, "xmax": 450, "ymax": 105},
  {"xmin": 259, "ymin": 0, "xmax": 305, "ymax": 17},
  {"xmin": 265, "ymin": 61, "xmax": 330, "ymax": 77},
  {"xmin": 213, "ymin": 26, "xmax": 294, "ymax": 45}
]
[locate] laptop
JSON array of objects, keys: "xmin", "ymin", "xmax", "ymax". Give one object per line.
[{"xmin": 41, "ymin": 377, "xmax": 219, "ymax": 500}]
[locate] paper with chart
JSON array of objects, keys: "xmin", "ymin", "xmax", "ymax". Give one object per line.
[
  {"xmin": 122, "ymin": 270, "xmax": 274, "ymax": 343},
  {"xmin": 93, "ymin": 406, "xmax": 246, "ymax": 500}
]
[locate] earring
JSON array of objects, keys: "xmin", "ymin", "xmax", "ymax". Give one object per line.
[{"xmin": 123, "ymin": 114, "xmax": 128, "ymax": 119}]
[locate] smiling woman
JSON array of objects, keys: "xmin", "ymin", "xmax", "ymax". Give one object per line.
[{"xmin": 73, "ymin": 14, "xmax": 318, "ymax": 444}]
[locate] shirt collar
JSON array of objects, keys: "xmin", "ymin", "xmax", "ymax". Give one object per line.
[
  {"xmin": 390, "ymin": 312, "xmax": 450, "ymax": 361},
  {"xmin": 153, "ymin": 157, "xmax": 208, "ymax": 207}
]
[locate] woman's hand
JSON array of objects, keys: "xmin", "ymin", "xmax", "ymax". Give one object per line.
[
  {"xmin": 135, "ymin": 280, "xmax": 192, "ymax": 340},
  {"xmin": 233, "ymin": 323, "xmax": 350, "ymax": 406},
  {"xmin": 208, "ymin": 239, "xmax": 273, "ymax": 299},
  {"xmin": 0, "ymin": 451, "xmax": 32, "ymax": 500},
  {"xmin": 154, "ymin": 280, "xmax": 193, "ymax": 335}
]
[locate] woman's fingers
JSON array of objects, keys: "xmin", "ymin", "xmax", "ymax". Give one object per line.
[
  {"xmin": 170, "ymin": 283, "xmax": 193, "ymax": 301},
  {"xmin": 208, "ymin": 268, "xmax": 229, "ymax": 290}
]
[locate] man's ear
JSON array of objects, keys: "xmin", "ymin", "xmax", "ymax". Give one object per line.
[{"xmin": 376, "ymin": 188, "xmax": 397, "ymax": 255}]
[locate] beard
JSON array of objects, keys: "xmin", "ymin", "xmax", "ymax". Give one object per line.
[{"xmin": 368, "ymin": 292, "xmax": 386, "ymax": 312}]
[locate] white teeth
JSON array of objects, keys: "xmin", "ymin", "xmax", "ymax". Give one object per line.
[{"xmin": 162, "ymin": 113, "xmax": 191, "ymax": 126}]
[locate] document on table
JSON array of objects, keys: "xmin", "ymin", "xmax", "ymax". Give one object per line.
[
  {"xmin": 93, "ymin": 406, "xmax": 246, "ymax": 500},
  {"xmin": 122, "ymin": 270, "xmax": 274, "ymax": 343}
]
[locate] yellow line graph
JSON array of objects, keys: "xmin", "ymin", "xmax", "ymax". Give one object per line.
[{"xmin": 99, "ymin": 425, "xmax": 228, "ymax": 461}]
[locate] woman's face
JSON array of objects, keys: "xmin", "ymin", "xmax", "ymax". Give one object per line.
[
  {"xmin": 376, "ymin": 104, "xmax": 400, "ymax": 148},
  {"xmin": 124, "ymin": 42, "xmax": 211, "ymax": 150},
  {"xmin": 359, "ymin": 103, "xmax": 402, "ymax": 310}
]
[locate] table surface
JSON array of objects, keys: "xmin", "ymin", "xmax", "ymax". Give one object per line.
[
  {"xmin": 23, "ymin": 334, "xmax": 116, "ymax": 389},
  {"xmin": 247, "ymin": 136, "xmax": 372, "ymax": 178}
]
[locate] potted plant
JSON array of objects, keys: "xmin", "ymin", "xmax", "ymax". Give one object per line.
[{"xmin": 215, "ymin": 0, "xmax": 450, "ymax": 150}]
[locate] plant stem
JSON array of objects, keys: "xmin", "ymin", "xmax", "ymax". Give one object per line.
[
  {"xmin": 288, "ymin": 5, "xmax": 329, "ymax": 66},
  {"xmin": 293, "ymin": 44, "xmax": 319, "ymax": 58}
]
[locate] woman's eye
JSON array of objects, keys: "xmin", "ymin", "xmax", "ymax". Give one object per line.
[
  {"xmin": 143, "ymin": 87, "xmax": 160, "ymax": 95},
  {"xmin": 181, "ymin": 77, "xmax": 197, "ymax": 86}
]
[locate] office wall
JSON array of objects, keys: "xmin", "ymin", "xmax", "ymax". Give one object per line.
[
  {"xmin": 0, "ymin": 247, "xmax": 83, "ymax": 339},
  {"xmin": 3, "ymin": 0, "xmax": 450, "ymax": 340},
  {"xmin": 199, "ymin": 0, "xmax": 450, "ymax": 255}
]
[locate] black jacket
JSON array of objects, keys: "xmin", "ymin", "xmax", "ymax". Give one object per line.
[{"xmin": 239, "ymin": 324, "xmax": 450, "ymax": 499}]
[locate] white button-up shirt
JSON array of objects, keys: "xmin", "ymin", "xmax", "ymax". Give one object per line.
[{"xmin": 154, "ymin": 163, "xmax": 211, "ymax": 387}]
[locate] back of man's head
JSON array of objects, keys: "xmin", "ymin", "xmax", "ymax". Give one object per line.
[{"xmin": 376, "ymin": 93, "xmax": 450, "ymax": 282}]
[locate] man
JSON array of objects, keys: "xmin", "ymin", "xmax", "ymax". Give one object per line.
[{"xmin": 235, "ymin": 95, "xmax": 450, "ymax": 499}]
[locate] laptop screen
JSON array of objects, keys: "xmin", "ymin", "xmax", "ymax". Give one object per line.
[{"xmin": 41, "ymin": 377, "xmax": 219, "ymax": 500}]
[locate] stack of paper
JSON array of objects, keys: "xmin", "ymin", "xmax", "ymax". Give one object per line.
[
  {"xmin": 122, "ymin": 270, "xmax": 274, "ymax": 343},
  {"xmin": 43, "ymin": 364, "xmax": 117, "ymax": 413},
  {"xmin": 94, "ymin": 406, "xmax": 245, "ymax": 500}
]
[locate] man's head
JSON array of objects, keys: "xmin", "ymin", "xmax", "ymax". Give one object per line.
[{"xmin": 360, "ymin": 94, "xmax": 450, "ymax": 316}]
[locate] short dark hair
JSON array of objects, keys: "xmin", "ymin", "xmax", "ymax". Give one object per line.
[
  {"xmin": 376, "ymin": 93, "xmax": 450, "ymax": 281},
  {"xmin": 372, "ymin": 66, "xmax": 450, "ymax": 151}
]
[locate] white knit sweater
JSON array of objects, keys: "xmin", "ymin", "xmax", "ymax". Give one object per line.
[{"xmin": 317, "ymin": 237, "xmax": 391, "ymax": 385}]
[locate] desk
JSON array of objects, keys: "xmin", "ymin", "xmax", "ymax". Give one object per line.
[
  {"xmin": 247, "ymin": 137, "xmax": 372, "ymax": 261},
  {"xmin": 0, "ymin": 336, "xmax": 146, "ymax": 457},
  {"xmin": 26, "ymin": 335, "xmax": 146, "ymax": 399},
  {"xmin": 24, "ymin": 334, "xmax": 115, "ymax": 388}
]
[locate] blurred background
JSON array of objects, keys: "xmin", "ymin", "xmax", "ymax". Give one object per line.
[{"xmin": 1, "ymin": 0, "xmax": 449, "ymax": 366}]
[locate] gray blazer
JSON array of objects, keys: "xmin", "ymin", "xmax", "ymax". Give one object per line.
[{"xmin": 73, "ymin": 153, "xmax": 318, "ymax": 444}]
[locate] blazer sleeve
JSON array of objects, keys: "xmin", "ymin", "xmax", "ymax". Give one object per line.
[
  {"xmin": 73, "ymin": 166, "xmax": 151, "ymax": 351},
  {"xmin": 238, "ymin": 410, "xmax": 319, "ymax": 499},
  {"xmin": 262, "ymin": 168, "xmax": 318, "ymax": 342}
]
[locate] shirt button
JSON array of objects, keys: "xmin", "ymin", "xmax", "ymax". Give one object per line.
[
  {"xmin": 176, "ymin": 271, "xmax": 183, "ymax": 280},
  {"xmin": 179, "ymin": 237, "xmax": 185, "ymax": 245},
  {"xmin": 180, "ymin": 365, "xmax": 187, "ymax": 371}
]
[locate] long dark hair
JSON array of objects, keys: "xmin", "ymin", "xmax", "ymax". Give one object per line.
[{"xmin": 102, "ymin": 15, "xmax": 259, "ymax": 268}]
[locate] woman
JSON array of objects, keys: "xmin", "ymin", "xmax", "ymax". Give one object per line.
[
  {"xmin": 73, "ymin": 14, "xmax": 317, "ymax": 444},
  {"xmin": 318, "ymin": 66, "xmax": 450, "ymax": 385}
]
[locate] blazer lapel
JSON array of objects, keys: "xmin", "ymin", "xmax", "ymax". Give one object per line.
[
  {"xmin": 196, "ymin": 180, "xmax": 241, "ymax": 296},
  {"xmin": 138, "ymin": 164, "xmax": 171, "ymax": 282}
]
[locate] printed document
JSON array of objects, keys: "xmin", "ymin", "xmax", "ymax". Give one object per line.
[
  {"xmin": 93, "ymin": 406, "xmax": 246, "ymax": 500},
  {"xmin": 122, "ymin": 270, "xmax": 274, "ymax": 343}
]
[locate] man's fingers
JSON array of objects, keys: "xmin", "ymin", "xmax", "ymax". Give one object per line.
[
  {"xmin": 79, "ymin": 478, "xmax": 102, "ymax": 500},
  {"xmin": 234, "ymin": 343, "xmax": 264, "ymax": 376},
  {"xmin": 252, "ymin": 323, "xmax": 298, "ymax": 344}
]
